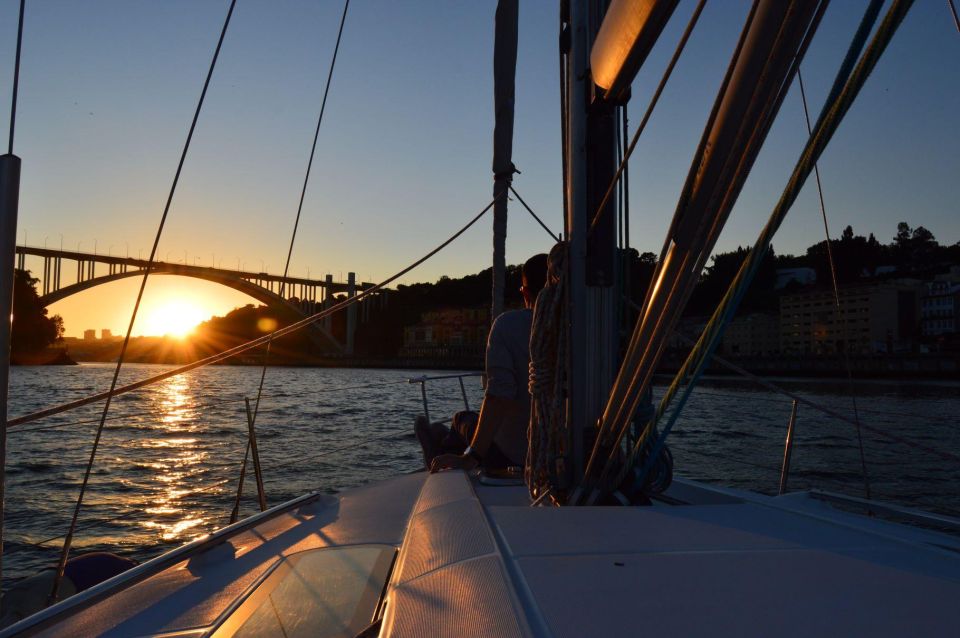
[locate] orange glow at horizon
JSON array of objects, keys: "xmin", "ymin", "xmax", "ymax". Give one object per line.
[
  {"xmin": 48, "ymin": 276, "xmax": 257, "ymax": 338},
  {"xmin": 141, "ymin": 300, "xmax": 206, "ymax": 339}
]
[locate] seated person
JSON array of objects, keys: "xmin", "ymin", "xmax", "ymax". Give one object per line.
[{"xmin": 416, "ymin": 253, "xmax": 548, "ymax": 473}]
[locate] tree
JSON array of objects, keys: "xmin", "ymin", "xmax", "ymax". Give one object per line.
[{"xmin": 12, "ymin": 270, "xmax": 64, "ymax": 356}]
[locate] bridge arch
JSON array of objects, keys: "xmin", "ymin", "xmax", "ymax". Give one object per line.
[{"xmin": 40, "ymin": 267, "xmax": 343, "ymax": 352}]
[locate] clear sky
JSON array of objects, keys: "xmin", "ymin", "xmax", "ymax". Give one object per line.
[{"xmin": 2, "ymin": 1, "xmax": 957, "ymax": 336}]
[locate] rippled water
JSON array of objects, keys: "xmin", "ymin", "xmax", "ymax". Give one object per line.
[{"xmin": 5, "ymin": 364, "xmax": 959, "ymax": 583}]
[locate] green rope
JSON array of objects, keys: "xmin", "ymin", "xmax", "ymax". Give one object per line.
[{"xmin": 628, "ymin": 0, "xmax": 915, "ymax": 488}]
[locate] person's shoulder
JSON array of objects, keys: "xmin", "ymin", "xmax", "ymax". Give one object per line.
[{"xmin": 491, "ymin": 308, "xmax": 532, "ymax": 332}]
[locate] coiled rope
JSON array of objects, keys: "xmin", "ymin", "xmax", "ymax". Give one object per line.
[{"xmin": 527, "ymin": 243, "xmax": 568, "ymax": 501}]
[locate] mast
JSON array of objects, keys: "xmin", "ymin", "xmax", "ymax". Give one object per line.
[
  {"xmin": 564, "ymin": 0, "xmax": 621, "ymax": 487},
  {"xmin": 0, "ymin": 0, "xmax": 25, "ymax": 588},
  {"xmin": 0, "ymin": 152, "xmax": 19, "ymax": 589},
  {"xmin": 491, "ymin": 0, "xmax": 518, "ymax": 320},
  {"xmin": 564, "ymin": 0, "xmax": 678, "ymax": 495}
]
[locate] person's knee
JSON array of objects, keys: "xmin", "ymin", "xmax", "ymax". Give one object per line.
[{"xmin": 451, "ymin": 410, "xmax": 479, "ymax": 439}]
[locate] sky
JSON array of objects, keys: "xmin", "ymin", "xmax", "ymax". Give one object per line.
[{"xmin": 1, "ymin": 1, "xmax": 957, "ymax": 336}]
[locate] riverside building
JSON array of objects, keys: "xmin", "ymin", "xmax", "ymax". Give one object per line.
[{"xmin": 779, "ymin": 281, "xmax": 922, "ymax": 355}]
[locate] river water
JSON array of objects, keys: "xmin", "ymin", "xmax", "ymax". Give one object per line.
[{"xmin": 5, "ymin": 364, "xmax": 960, "ymax": 582}]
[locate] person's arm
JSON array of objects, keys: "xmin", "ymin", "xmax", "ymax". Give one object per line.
[
  {"xmin": 429, "ymin": 394, "xmax": 526, "ymax": 472},
  {"xmin": 430, "ymin": 315, "xmax": 524, "ymax": 472}
]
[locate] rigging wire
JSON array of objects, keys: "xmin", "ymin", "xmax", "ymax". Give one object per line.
[
  {"xmin": 613, "ymin": 102, "xmax": 627, "ymax": 248},
  {"xmin": 581, "ymin": 0, "xmax": 830, "ymax": 501},
  {"xmin": 621, "ymin": 103, "xmax": 630, "ymax": 251},
  {"xmin": 236, "ymin": 0, "xmax": 351, "ymax": 518},
  {"xmin": 626, "ymin": 0, "xmax": 917, "ymax": 497},
  {"xmin": 587, "ymin": 0, "xmax": 707, "ymax": 233},
  {"xmin": 48, "ymin": 0, "xmax": 239, "ymax": 604},
  {"xmin": 7, "ymin": 480, "xmax": 233, "ymax": 555},
  {"xmin": 6, "ymin": 0, "xmax": 24, "ymax": 154},
  {"xmin": 682, "ymin": 388, "xmax": 960, "ymax": 426},
  {"xmin": 949, "ymin": 0, "xmax": 960, "ymax": 33},
  {"xmin": 654, "ymin": 322, "xmax": 960, "ymax": 462},
  {"xmin": 508, "ymin": 185, "xmax": 560, "ymax": 241},
  {"xmin": 797, "ymin": 68, "xmax": 871, "ymax": 500},
  {"xmin": 12, "ymin": 420, "xmax": 419, "ymax": 554},
  {"xmin": 8, "ymin": 194, "xmax": 503, "ymax": 430},
  {"xmin": 558, "ymin": 4, "xmax": 569, "ymax": 239},
  {"xmin": 11, "ymin": 378, "xmax": 412, "ymax": 434}
]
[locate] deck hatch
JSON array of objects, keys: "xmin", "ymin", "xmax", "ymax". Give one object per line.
[{"xmin": 209, "ymin": 545, "xmax": 395, "ymax": 638}]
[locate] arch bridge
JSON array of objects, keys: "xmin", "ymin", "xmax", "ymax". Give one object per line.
[{"xmin": 15, "ymin": 245, "xmax": 386, "ymax": 354}]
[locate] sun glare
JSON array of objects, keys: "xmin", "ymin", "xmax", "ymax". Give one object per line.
[{"xmin": 145, "ymin": 301, "xmax": 206, "ymax": 338}]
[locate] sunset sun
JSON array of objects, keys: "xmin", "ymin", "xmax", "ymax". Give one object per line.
[{"xmin": 144, "ymin": 300, "xmax": 206, "ymax": 338}]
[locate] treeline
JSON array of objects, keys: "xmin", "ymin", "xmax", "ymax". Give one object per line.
[
  {"xmin": 10, "ymin": 270, "xmax": 67, "ymax": 364},
  {"xmin": 685, "ymin": 222, "xmax": 958, "ymax": 316},
  {"xmin": 16, "ymin": 221, "xmax": 953, "ymax": 365}
]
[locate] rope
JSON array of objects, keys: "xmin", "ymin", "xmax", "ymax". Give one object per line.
[
  {"xmin": 237, "ymin": 0, "xmax": 351, "ymax": 520},
  {"xmin": 48, "ymin": 0, "xmax": 239, "ymax": 603},
  {"xmin": 948, "ymin": 0, "xmax": 960, "ymax": 33},
  {"xmin": 628, "ymin": 0, "xmax": 916, "ymax": 495},
  {"xmin": 6, "ymin": 0, "xmax": 24, "ymax": 154},
  {"xmin": 587, "ymin": 0, "xmax": 707, "ymax": 232},
  {"xmin": 580, "ymin": 0, "xmax": 828, "ymax": 503},
  {"xmin": 8, "ymin": 194, "xmax": 502, "ymax": 430},
  {"xmin": 797, "ymin": 68, "xmax": 871, "ymax": 500},
  {"xmin": 526, "ymin": 243, "xmax": 568, "ymax": 499},
  {"xmin": 508, "ymin": 185, "xmax": 560, "ymax": 241}
]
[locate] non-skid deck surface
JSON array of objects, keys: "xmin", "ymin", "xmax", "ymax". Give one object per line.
[
  {"xmin": 481, "ymin": 491, "xmax": 960, "ymax": 637},
  {"xmin": 382, "ymin": 473, "xmax": 960, "ymax": 637}
]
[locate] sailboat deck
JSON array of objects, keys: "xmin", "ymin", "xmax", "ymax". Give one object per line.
[
  {"xmin": 384, "ymin": 472, "xmax": 960, "ymax": 637},
  {"xmin": 6, "ymin": 470, "xmax": 960, "ymax": 637}
]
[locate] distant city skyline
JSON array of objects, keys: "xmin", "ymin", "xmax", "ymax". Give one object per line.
[{"xmin": 2, "ymin": 1, "xmax": 957, "ymax": 336}]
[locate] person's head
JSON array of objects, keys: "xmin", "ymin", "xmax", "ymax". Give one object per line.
[{"xmin": 521, "ymin": 253, "xmax": 548, "ymax": 308}]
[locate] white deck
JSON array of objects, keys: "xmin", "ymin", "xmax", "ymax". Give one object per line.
[
  {"xmin": 5, "ymin": 471, "xmax": 959, "ymax": 637},
  {"xmin": 380, "ymin": 473, "xmax": 960, "ymax": 637}
]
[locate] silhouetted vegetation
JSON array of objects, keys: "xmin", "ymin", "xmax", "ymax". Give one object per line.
[
  {"xmin": 191, "ymin": 304, "xmax": 321, "ymax": 363},
  {"xmin": 684, "ymin": 222, "xmax": 958, "ymax": 318},
  {"xmin": 48, "ymin": 221, "xmax": 960, "ymax": 365},
  {"xmin": 11, "ymin": 270, "xmax": 67, "ymax": 364}
]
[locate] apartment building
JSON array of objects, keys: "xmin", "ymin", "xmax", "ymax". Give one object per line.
[{"xmin": 779, "ymin": 281, "xmax": 921, "ymax": 355}]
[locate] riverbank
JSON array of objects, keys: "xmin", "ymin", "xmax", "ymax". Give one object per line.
[
  {"xmin": 57, "ymin": 333, "xmax": 960, "ymax": 378},
  {"xmin": 659, "ymin": 353, "xmax": 960, "ymax": 379},
  {"xmin": 10, "ymin": 347, "xmax": 76, "ymax": 365}
]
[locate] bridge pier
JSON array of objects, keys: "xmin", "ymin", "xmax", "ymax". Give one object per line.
[
  {"xmin": 323, "ymin": 274, "xmax": 333, "ymax": 334},
  {"xmin": 346, "ymin": 272, "xmax": 356, "ymax": 355},
  {"xmin": 42, "ymin": 257, "xmax": 50, "ymax": 295}
]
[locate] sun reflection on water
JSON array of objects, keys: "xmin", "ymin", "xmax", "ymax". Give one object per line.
[{"xmin": 140, "ymin": 374, "xmax": 216, "ymax": 542}]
